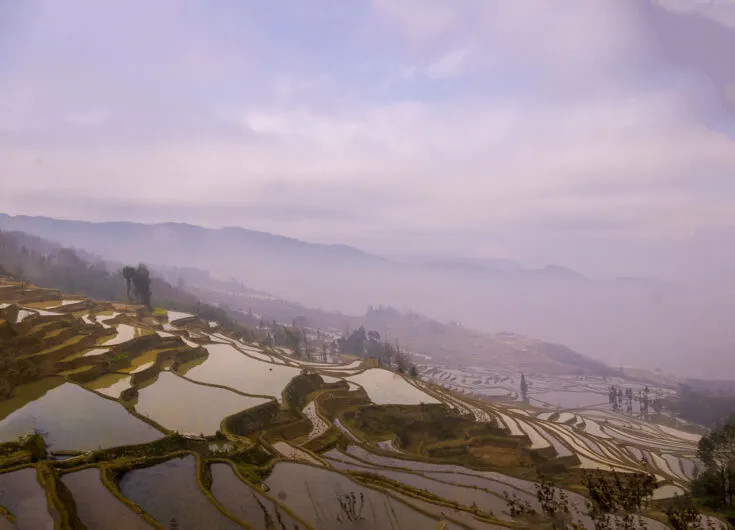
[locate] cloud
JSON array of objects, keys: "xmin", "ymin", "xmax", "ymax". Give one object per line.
[
  {"xmin": 1, "ymin": 0, "xmax": 734, "ymax": 280},
  {"xmin": 655, "ymin": 0, "xmax": 735, "ymax": 27}
]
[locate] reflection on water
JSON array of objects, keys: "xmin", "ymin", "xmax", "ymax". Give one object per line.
[
  {"xmin": 184, "ymin": 343, "xmax": 300, "ymax": 400},
  {"xmin": 86, "ymin": 373, "xmax": 132, "ymax": 398},
  {"xmin": 135, "ymin": 372, "xmax": 267, "ymax": 435},
  {"xmin": 0, "ymin": 468, "xmax": 54, "ymax": 529},
  {"xmin": 63, "ymin": 468, "xmax": 152, "ymax": 530},
  {"xmin": 119, "ymin": 455, "xmax": 242, "ymax": 529},
  {"xmin": 210, "ymin": 463, "xmax": 303, "ymax": 529},
  {"xmin": 0, "ymin": 383, "xmax": 161, "ymax": 451},
  {"xmin": 528, "ymin": 390, "xmax": 609, "ymax": 409},
  {"xmin": 264, "ymin": 461, "xmax": 438, "ymax": 529}
]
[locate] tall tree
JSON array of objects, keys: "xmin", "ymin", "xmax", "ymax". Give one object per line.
[
  {"xmin": 122, "ymin": 266, "xmax": 135, "ymax": 300},
  {"xmin": 520, "ymin": 373, "xmax": 528, "ymax": 400},
  {"xmin": 121, "ymin": 263, "xmax": 152, "ymax": 310},
  {"xmin": 694, "ymin": 415, "xmax": 735, "ymax": 510}
]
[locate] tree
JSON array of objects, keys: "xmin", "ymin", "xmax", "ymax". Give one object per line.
[
  {"xmin": 582, "ymin": 461, "xmax": 656, "ymax": 529},
  {"xmin": 610, "ymin": 386, "xmax": 619, "ymax": 411},
  {"xmin": 694, "ymin": 415, "xmax": 735, "ymax": 511},
  {"xmin": 665, "ymin": 494, "xmax": 702, "ymax": 530},
  {"xmin": 520, "ymin": 373, "xmax": 528, "ymax": 400},
  {"xmin": 121, "ymin": 263, "xmax": 152, "ymax": 310},
  {"xmin": 339, "ymin": 326, "xmax": 367, "ymax": 355},
  {"xmin": 393, "ymin": 343, "xmax": 413, "ymax": 374}
]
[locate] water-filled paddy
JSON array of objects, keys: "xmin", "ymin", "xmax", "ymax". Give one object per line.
[
  {"xmin": 346, "ymin": 369, "xmax": 439, "ymax": 405},
  {"xmin": 183, "ymin": 343, "xmax": 301, "ymax": 400},
  {"xmin": 101, "ymin": 324, "xmax": 136, "ymax": 346},
  {"xmin": 96, "ymin": 312, "xmax": 120, "ymax": 328},
  {"xmin": 529, "ymin": 390, "xmax": 609, "ymax": 409},
  {"xmin": 327, "ymin": 459, "xmax": 512, "ymax": 521},
  {"xmin": 264, "ymin": 461, "xmax": 438, "ymax": 529},
  {"xmin": 62, "ymin": 468, "xmax": 152, "ymax": 529},
  {"xmin": 0, "ymin": 383, "xmax": 161, "ymax": 450},
  {"xmin": 0, "ymin": 468, "xmax": 54, "ymax": 529},
  {"xmin": 209, "ymin": 463, "xmax": 303, "ymax": 530},
  {"xmin": 166, "ymin": 311, "xmax": 193, "ymax": 322},
  {"xmin": 516, "ymin": 420, "xmax": 551, "ymax": 449},
  {"xmin": 82, "ymin": 348, "xmax": 110, "ymax": 358},
  {"xmin": 119, "ymin": 455, "xmax": 242, "ymax": 529},
  {"xmin": 135, "ymin": 372, "xmax": 268, "ymax": 435},
  {"xmin": 49, "ymin": 300, "xmax": 83, "ymax": 309},
  {"xmin": 86, "ymin": 373, "xmax": 132, "ymax": 398},
  {"xmin": 15, "ymin": 310, "xmax": 35, "ymax": 323}
]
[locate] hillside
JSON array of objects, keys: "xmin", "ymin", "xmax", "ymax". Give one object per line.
[
  {"xmin": 0, "ymin": 279, "xmax": 721, "ymax": 529},
  {"xmin": 181, "ymin": 278, "xmax": 620, "ymax": 378},
  {"xmin": 0, "ymin": 230, "xmax": 258, "ymax": 336}
]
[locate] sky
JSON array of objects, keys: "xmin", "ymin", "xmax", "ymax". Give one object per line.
[{"xmin": 2, "ymin": 0, "xmax": 735, "ymax": 280}]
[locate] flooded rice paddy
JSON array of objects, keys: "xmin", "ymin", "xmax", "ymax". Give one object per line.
[
  {"xmin": 346, "ymin": 369, "xmax": 440, "ymax": 405},
  {"xmin": 135, "ymin": 372, "xmax": 268, "ymax": 435},
  {"xmin": 209, "ymin": 463, "xmax": 304, "ymax": 529},
  {"xmin": 62, "ymin": 468, "xmax": 152, "ymax": 530},
  {"xmin": 183, "ymin": 343, "xmax": 301, "ymax": 400},
  {"xmin": 0, "ymin": 468, "xmax": 55, "ymax": 530},
  {"xmin": 0, "ymin": 384, "xmax": 161, "ymax": 450},
  {"xmin": 119, "ymin": 455, "xmax": 242, "ymax": 529},
  {"xmin": 264, "ymin": 461, "xmax": 438, "ymax": 530}
]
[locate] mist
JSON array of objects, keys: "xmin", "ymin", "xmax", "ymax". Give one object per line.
[{"xmin": 2, "ymin": 1, "xmax": 735, "ymax": 379}]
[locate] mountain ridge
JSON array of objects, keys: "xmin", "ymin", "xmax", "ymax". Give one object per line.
[{"xmin": 3, "ymin": 213, "xmax": 733, "ymax": 379}]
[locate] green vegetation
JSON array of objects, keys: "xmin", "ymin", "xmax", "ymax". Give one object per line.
[
  {"xmin": 0, "ymin": 274, "xmax": 730, "ymax": 529},
  {"xmin": 342, "ymin": 403, "xmax": 518, "ymax": 465},
  {"xmin": 0, "ymin": 230, "xmax": 263, "ymax": 341},
  {"xmin": 672, "ymin": 385, "xmax": 735, "ymax": 429},
  {"xmin": 122, "ymin": 264, "xmax": 152, "ymax": 310},
  {"xmin": 283, "ymin": 371, "xmax": 324, "ymax": 411},
  {"xmin": 337, "ymin": 325, "xmax": 417, "ymax": 373},
  {"xmin": 692, "ymin": 415, "xmax": 735, "ymax": 523}
]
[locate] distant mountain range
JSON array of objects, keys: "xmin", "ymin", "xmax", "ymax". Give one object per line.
[
  {"xmin": 0, "ymin": 214, "xmax": 594, "ymax": 277},
  {"xmin": 2, "ymin": 213, "xmax": 734, "ymax": 379}
]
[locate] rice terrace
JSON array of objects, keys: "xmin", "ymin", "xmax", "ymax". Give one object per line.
[{"xmin": 0, "ymin": 277, "xmax": 730, "ymax": 529}]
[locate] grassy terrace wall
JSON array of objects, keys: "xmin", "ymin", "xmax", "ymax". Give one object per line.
[
  {"xmin": 283, "ymin": 372, "xmax": 324, "ymax": 411},
  {"xmin": 223, "ymin": 400, "xmax": 281, "ymax": 437},
  {"xmin": 63, "ymin": 336, "xmax": 207, "ymax": 386},
  {"xmin": 38, "ymin": 462, "xmax": 86, "ymax": 529}
]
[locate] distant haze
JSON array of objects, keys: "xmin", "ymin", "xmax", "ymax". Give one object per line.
[
  {"xmin": 2, "ymin": 214, "xmax": 734, "ymax": 380},
  {"xmin": 1, "ymin": 1, "xmax": 735, "ymax": 280},
  {"xmin": 1, "ymin": 2, "xmax": 735, "ymax": 377}
]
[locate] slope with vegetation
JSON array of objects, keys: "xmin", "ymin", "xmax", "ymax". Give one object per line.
[{"xmin": 0, "ymin": 274, "xmax": 731, "ymax": 528}]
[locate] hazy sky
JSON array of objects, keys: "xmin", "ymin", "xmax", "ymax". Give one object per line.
[{"xmin": 2, "ymin": 0, "xmax": 735, "ymax": 279}]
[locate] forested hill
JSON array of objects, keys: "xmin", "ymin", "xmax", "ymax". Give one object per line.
[{"xmin": 0, "ymin": 230, "xmax": 245, "ymax": 329}]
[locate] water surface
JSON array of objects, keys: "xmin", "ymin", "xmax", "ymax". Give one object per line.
[
  {"xmin": 62, "ymin": 468, "xmax": 152, "ymax": 530},
  {"xmin": 0, "ymin": 468, "xmax": 54, "ymax": 529},
  {"xmin": 136, "ymin": 372, "xmax": 267, "ymax": 435},
  {"xmin": 184, "ymin": 343, "xmax": 300, "ymax": 400},
  {"xmin": 345, "ymin": 369, "xmax": 439, "ymax": 405},
  {"xmin": 264, "ymin": 461, "xmax": 438, "ymax": 530},
  {"xmin": 119, "ymin": 455, "xmax": 243, "ymax": 529},
  {"xmin": 0, "ymin": 383, "xmax": 161, "ymax": 450},
  {"xmin": 86, "ymin": 373, "xmax": 132, "ymax": 398},
  {"xmin": 210, "ymin": 463, "xmax": 304, "ymax": 529}
]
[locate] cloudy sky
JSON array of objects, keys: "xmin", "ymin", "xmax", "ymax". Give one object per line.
[{"xmin": 2, "ymin": 0, "xmax": 735, "ymax": 279}]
